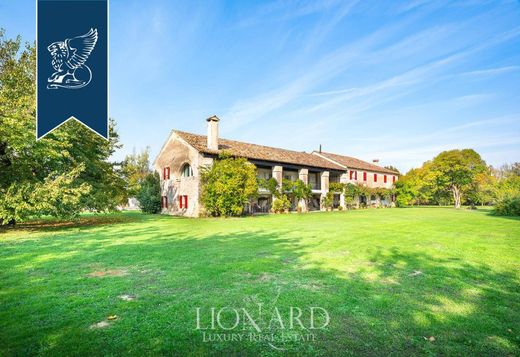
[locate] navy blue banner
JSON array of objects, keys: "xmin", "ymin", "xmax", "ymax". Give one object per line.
[{"xmin": 37, "ymin": 0, "xmax": 108, "ymax": 139}]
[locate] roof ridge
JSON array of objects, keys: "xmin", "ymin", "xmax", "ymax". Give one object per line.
[
  {"xmin": 316, "ymin": 151, "xmax": 399, "ymax": 174},
  {"xmin": 172, "ymin": 129, "xmax": 398, "ymax": 173},
  {"xmin": 174, "ymin": 129, "xmax": 315, "ymax": 157}
]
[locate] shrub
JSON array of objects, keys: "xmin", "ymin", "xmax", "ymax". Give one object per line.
[
  {"xmin": 494, "ymin": 195, "xmax": 520, "ymax": 216},
  {"xmin": 321, "ymin": 192, "xmax": 334, "ymax": 211},
  {"xmin": 329, "ymin": 182, "xmax": 344, "ymax": 193},
  {"xmin": 272, "ymin": 195, "xmax": 291, "ymax": 213},
  {"xmin": 344, "ymin": 183, "xmax": 359, "ymax": 209},
  {"xmin": 493, "ymin": 176, "xmax": 520, "ymax": 216},
  {"xmin": 258, "ymin": 177, "xmax": 279, "ymax": 196},
  {"xmin": 136, "ymin": 172, "xmax": 161, "ymax": 214},
  {"xmin": 293, "ymin": 179, "xmax": 312, "ymax": 212}
]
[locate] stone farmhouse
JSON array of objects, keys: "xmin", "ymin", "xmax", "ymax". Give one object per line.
[{"xmin": 153, "ymin": 116, "xmax": 399, "ymax": 217}]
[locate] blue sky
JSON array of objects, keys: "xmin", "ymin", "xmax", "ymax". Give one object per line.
[{"xmin": 1, "ymin": 0, "xmax": 519, "ymax": 172}]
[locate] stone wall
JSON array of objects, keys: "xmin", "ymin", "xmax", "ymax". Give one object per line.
[{"xmin": 154, "ymin": 132, "xmax": 211, "ymax": 217}]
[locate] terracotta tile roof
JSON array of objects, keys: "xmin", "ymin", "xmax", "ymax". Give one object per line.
[
  {"xmin": 174, "ymin": 130, "xmax": 344, "ymax": 171},
  {"xmin": 315, "ymin": 151, "xmax": 399, "ymax": 175}
]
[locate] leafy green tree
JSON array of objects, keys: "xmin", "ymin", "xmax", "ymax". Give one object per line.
[
  {"xmin": 0, "ymin": 30, "xmax": 125, "ymax": 224},
  {"xmin": 200, "ymin": 154, "xmax": 258, "ymax": 217},
  {"xmin": 0, "ymin": 165, "xmax": 90, "ymax": 223},
  {"xmin": 384, "ymin": 165, "xmax": 401, "ymax": 175},
  {"xmin": 429, "ymin": 149, "xmax": 487, "ymax": 208},
  {"xmin": 136, "ymin": 172, "xmax": 161, "ymax": 214},
  {"xmin": 121, "ymin": 147, "xmax": 151, "ymax": 197},
  {"xmin": 466, "ymin": 170, "xmax": 496, "ymax": 206}
]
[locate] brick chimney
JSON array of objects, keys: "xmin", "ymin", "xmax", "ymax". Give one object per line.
[
  {"xmin": 372, "ymin": 159, "xmax": 380, "ymax": 165},
  {"xmin": 206, "ymin": 115, "xmax": 219, "ymax": 150}
]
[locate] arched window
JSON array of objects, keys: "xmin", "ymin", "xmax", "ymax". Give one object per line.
[{"xmin": 181, "ymin": 163, "xmax": 193, "ymax": 177}]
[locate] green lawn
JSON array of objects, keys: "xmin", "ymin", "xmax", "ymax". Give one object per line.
[{"xmin": 1, "ymin": 208, "xmax": 519, "ymax": 356}]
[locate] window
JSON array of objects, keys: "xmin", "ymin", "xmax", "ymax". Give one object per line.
[
  {"xmin": 256, "ymin": 168, "xmax": 272, "ymax": 180},
  {"xmin": 393, "ymin": 176, "xmax": 396, "ymax": 183},
  {"xmin": 363, "ymin": 172, "xmax": 367, "ymax": 181},
  {"xmin": 163, "ymin": 167, "xmax": 170, "ymax": 180},
  {"xmin": 181, "ymin": 163, "xmax": 193, "ymax": 177},
  {"xmin": 384, "ymin": 175, "xmax": 387, "ymax": 183},
  {"xmin": 330, "ymin": 173, "xmax": 340, "ymax": 183},
  {"xmin": 309, "ymin": 172, "xmax": 320, "ymax": 190},
  {"xmin": 179, "ymin": 195, "xmax": 188, "ymax": 209},
  {"xmin": 161, "ymin": 196, "xmax": 168, "ymax": 208},
  {"xmin": 284, "ymin": 170, "xmax": 298, "ymax": 181},
  {"xmin": 374, "ymin": 173, "xmax": 377, "ymax": 182}
]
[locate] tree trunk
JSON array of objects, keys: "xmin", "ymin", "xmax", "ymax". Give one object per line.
[{"xmin": 452, "ymin": 185, "xmax": 461, "ymax": 209}]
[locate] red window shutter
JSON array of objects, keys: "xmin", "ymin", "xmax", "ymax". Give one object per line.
[
  {"xmin": 179, "ymin": 195, "xmax": 183, "ymax": 209},
  {"xmin": 374, "ymin": 174, "xmax": 377, "ymax": 182},
  {"xmin": 184, "ymin": 195, "xmax": 188, "ymax": 209},
  {"xmin": 165, "ymin": 196, "xmax": 168, "ymax": 208},
  {"xmin": 163, "ymin": 168, "xmax": 166, "ymax": 180},
  {"xmin": 167, "ymin": 167, "xmax": 170, "ymax": 179},
  {"xmin": 393, "ymin": 176, "xmax": 396, "ymax": 183},
  {"xmin": 363, "ymin": 172, "xmax": 367, "ymax": 181},
  {"xmin": 384, "ymin": 175, "xmax": 387, "ymax": 183},
  {"xmin": 349, "ymin": 171, "xmax": 352, "ymax": 180},
  {"xmin": 355, "ymin": 171, "xmax": 357, "ymax": 180}
]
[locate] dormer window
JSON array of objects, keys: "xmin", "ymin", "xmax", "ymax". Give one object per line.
[{"xmin": 181, "ymin": 163, "xmax": 193, "ymax": 177}]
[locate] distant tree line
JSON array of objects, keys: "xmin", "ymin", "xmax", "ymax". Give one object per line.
[{"xmin": 395, "ymin": 149, "xmax": 520, "ymax": 216}]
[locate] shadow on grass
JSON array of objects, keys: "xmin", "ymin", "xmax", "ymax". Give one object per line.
[
  {"xmin": 0, "ymin": 218, "xmax": 519, "ymax": 356},
  {"xmin": 0, "ymin": 212, "xmax": 150, "ymax": 233},
  {"xmin": 483, "ymin": 210, "xmax": 520, "ymax": 222}
]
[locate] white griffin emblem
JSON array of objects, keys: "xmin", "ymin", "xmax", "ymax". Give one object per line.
[{"xmin": 47, "ymin": 28, "xmax": 98, "ymax": 89}]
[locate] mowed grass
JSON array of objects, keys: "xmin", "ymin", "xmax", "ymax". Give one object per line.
[{"xmin": 0, "ymin": 208, "xmax": 519, "ymax": 356}]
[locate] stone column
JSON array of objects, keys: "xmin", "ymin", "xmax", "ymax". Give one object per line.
[
  {"xmin": 298, "ymin": 168, "xmax": 309, "ymax": 212},
  {"xmin": 320, "ymin": 171, "xmax": 329, "ymax": 211},
  {"xmin": 339, "ymin": 172, "xmax": 348, "ymax": 209},
  {"xmin": 272, "ymin": 166, "xmax": 283, "ymax": 185},
  {"xmin": 272, "ymin": 166, "xmax": 283, "ymax": 206}
]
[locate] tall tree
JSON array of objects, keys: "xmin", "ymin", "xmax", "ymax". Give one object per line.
[
  {"xmin": 384, "ymin": 165, "xmax": 401, "ymax": 175},
  {"xmin": 0, "ymin": 30, "xmax": 125, "ymax": 224},
  {"xmin": 121, "ymin": 147, "xmax": 151, "ymax": 198},
  {"xmin": 136, "ymin": 172, "xmax": 161, "ymax": 214},
  {"xmin": 429, "ymin": 149, "xmax": 487, "ymax": 209}
]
